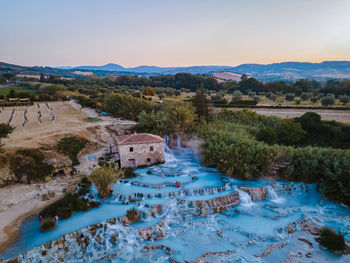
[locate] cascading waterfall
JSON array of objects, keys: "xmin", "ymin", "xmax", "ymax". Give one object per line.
[
  {"xmin": 176, "ymin": 133, "xmax": 181, "ymax": 149},
  {"xmin": 237, "ymin": 189, "xmax": 254, "ymax": 207},
  {"xmin": 2, "ymin": 144, "xmax": 350, "ymax": 263},
  {"xmin": 266, "ymin": 185, "xmax": 285, "ymax": 204}
]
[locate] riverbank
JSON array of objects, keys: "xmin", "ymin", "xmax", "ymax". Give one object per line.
[{"xmin": 0, "ymin": 175, "xmax": 81, "ymax": 253}]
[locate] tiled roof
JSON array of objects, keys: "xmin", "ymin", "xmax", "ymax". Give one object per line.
[{"xmin": 115, "ymin": 133, "xmax": 164, "ymax": 145}]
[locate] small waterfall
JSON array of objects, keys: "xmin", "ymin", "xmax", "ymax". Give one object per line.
[
  {"xmin": 176, "ymin": 133, "xmax": 182, "ymax": 149},
  {"xmin": 238, "ymin": 189, "xmax": 254, "ymax": 207},
  {"xmin": 164, "ymin": 143, "xmax": 177, "ymax": 162},
  {"xmin": 266, "ymin": 185, "xmax": 285, "ymax": 204}
]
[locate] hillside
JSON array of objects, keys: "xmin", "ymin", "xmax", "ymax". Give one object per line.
[{"xmin": 2, "ymin": 61, "xmax": 350, "ymax": 81}]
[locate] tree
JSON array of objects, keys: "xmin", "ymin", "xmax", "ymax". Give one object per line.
[
  {"xmin": 321, "ymin": 96, "xmax": 335, "ymax": 106},
  {"xmin": 310, "ymin": 96, "xmax": 319, "ymax": 103},
  {"xmin": 285, "ymin": 93, "xmax": 295, "ymax": 101},
  {"xmin": 0, "ymin": 123, "xmax": 14, "ymax": 145},
  {"xmin": 192, "ymin": 86, "xmax": 210, "ymax": 120},
  {"xmin": 296, "ymin": 112, "xmax": 321, "ymax": 134},
  {"xmin": 90, "ymin": 165, "xmax": 124, "ymax": 198},
  {"xmin": 339, "ymin": 95, "xmax": 349, "ymax": 105},
  {"xmin": 142, "ymin": 86, "xmax": 156, "ymax": 96},
  {"xmin": 40, "ymin": 73, "xmax": 46, "ymax": 83},
  {"xmin": 256, "ymin": 127, "xmax": 277, "ymax": 145},
  {"xmin": 8, "ymin": 88, "xmax": 15, "ymax": 98},
  {"xmin": 232, "ymin": 89, "xmax": 243, "ymax": 101},
  {"xmin": 277, "ymin": 118, "xmax": 306, "ymax": 145}
]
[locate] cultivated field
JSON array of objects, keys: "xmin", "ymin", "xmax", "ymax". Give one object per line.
[{"xmin": 228, "ymin": 108, "xmax": 350, "ymax": 123}]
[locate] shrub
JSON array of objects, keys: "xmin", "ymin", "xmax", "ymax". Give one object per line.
[
  {"xmin": 90, "ymin": 165, "xmax": 124, "ymax": 198},
  {"xmin": 40, "ymin": 217, "xmax": 57, "ymax": 232},
  {"xmin": 285, "ymin": 93, "xmax": 295, "ymax": 101},
  {"xmin": 317, "ymin": 227, "xmax": 345, "ymax": 253},
  {"xmin": 310, "ymin": 96, "xmax": 319, "ymax": 103},
  {"xmin": 321, "ymin": 96, "xmax": 335, "ymax": 106},
  {"xmin": 9, "ymin": 149, "xmax": 54, "ymax": 183},
  {"xmin": 124, "ymin": 167, "xmax": 137, "ymax": 178},
  {"xmin": 339, "ymin": 95, "xmax": 349, "ymax": 105},
  {"xmin": 277, "ymin": 119, "xmax": 306, "ymax": 145},
  {"xmin": 57, "ymin": 136, "xmax": 88, "ymax": 166},
  {"xmin": 40, "ymin": 193, "xmax": 101, "ymax": 219},
  {"xmin": 256, "ymin": 127, "xmax": 277, "ymax": 145}
]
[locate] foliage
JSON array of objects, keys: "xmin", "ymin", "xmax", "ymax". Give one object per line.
[
  {"xmin": 0, "ymin": 123, "xmax": 14, "ymax": 144},
  {"xmin": 317, "ymin": 227, "xmax": 345, "ymax": 253},
  {"xmin": 193, "ymin": 86, "xmax": 210, "ymax": 120},
  {"xmin": 40, "ymin": 193, "xmax": 101, "ymax": 219},
  {"xmin": 40, "ymin": 217, "xmax": 57, "ymax": 232},
  {"xmin": 136, "ymin": 101, "xmax": 197, "ymax": 136},
  {"xmin": 9, "ymin": 149, "xmax": 54, "ymax": 183},
  {"xmin": 256, "ymin": 126, "xmax": 277, "ymax": 145},
  {"xmin": 123, "ymin": 167, "xmax": 137, "ymax": 178},
  {"xmin": 196, "ymin": 110, "xmax": 350, "ymax": 205},
  {"xmin": 142, "ymin": 86, "xmax": 156, "ymax": 96},
  {"xmin": 277, "ymin": 118, "xmax": 306, "ymax": 145},
  {"xmin": 321, "ymin": 96, "xmax": 335, "ymax": 106},
  {"xmin": 103, "ymin": 93, "xmax": 155, "ymax": 120},
  {"xmin": 57, "ymin": 136, "xmax": 88, "ymax": 166},
  {"xmin": 90, "ymin": 165, "xmax": 124, "ymax": 198},
  {"xmin": 339, "ymin": 95, "xmax": 349, "ymax": 105},
  {"xmin": 285, "ymin": 93, "xmax": 295, "ymax": 101}
]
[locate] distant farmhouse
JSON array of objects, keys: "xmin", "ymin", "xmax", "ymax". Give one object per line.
[{"xmin": 115, "ymin": 133, "xmax": 164, "ymax": 168}]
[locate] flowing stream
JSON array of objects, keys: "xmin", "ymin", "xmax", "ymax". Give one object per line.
[{"xmin": 1, "ymin": 145, "xmax": 350, "ymax": 262}]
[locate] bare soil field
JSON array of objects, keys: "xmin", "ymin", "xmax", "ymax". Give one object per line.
[{"xmin": 228, "ymin": 108, "xmax": 350, "ymax": 123}]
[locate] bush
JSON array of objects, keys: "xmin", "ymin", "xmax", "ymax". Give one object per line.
[
  {"xmin": 339, "ymin": 95, "xmax": 349, "ymax": 105},
  {"xmin": 9, "ymin": 149, "xmax": 54, "ymax": 183},
  {"xmin": 90, "ymin": 165, "xmax": 124, "ymax": 198},
  {"xmin": 321, "ymin": 96, "xmax": 335, "ymax": 106},
  {"xmin": 317, "ymin": 227, "xmax": 345, "ymax": 253},
  {"xmin": 256, "ymin": 127, "xmax": 277, "ymax": 145},
  {"xmin": 57, "ymin": 136, "xmax": 88, "ymax": 166},
  {"xmin": 40, "ymin": 217, "xmax": 57, "ymax": 232},
  {"xmin": 277, "ymin": 119, "xmax": 306, "ymax": 145},
  {"xmin": 285, "ymin": 93, "xmax": 295, "ymax": 101},
  {"xmin": 311, "ymin": 96, "xmax": 319, "ymax": 103},
  {"xmin": 40, "ymin": 193, "xmax": 101, "ymax": 219},
  {"xmin": 124, "ymin": 167, "xmax": 137, "ymax": 178}
]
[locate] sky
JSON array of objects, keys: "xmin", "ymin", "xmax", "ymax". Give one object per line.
[{"xmin": 0, "ymin": 0, "xmax": 349, "ymax": 67}]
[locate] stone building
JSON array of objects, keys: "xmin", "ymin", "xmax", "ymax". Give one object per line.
[{"xmin": 115, "ymin": 133, "xmax": 165, "ymax": 168}]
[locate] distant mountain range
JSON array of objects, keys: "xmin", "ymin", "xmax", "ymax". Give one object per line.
[{"xmin": 1, "ymin": 61, "xmax": 350, "ymax": 81}]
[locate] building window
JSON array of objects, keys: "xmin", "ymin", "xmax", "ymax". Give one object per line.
[
  {"xmin": 130, "ymin": 147, "xmax": 133, "ymax": 152},
  {"xmin": 147, "ymin": 158, "xmax": 151, "ymax": 163},
  {"xmin": 150, "ymin": 146, "xmax": 154, "ymax": 151}
]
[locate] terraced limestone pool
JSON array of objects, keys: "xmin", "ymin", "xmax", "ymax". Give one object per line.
[{"xmin": 2, "ymin": 145, "xmax": 350, "ymax": 262}]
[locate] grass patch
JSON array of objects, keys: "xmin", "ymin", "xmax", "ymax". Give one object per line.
[
  {"xmin": 57, "ymin": 136, "xmax": 88, "ymax": 166},
  {"xmin": 0, "ymin": 86, "xmax": 39, "ymax": 96}
]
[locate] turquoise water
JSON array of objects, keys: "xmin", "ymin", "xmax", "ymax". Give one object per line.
[{"xmin": 1, "ymin": 145, "xmax": 350, "ymax": 262}]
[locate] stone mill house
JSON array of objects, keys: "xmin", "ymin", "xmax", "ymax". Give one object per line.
[{"xmin": 115, "ymin": 133, "xmax": 165, "ymax": 168}]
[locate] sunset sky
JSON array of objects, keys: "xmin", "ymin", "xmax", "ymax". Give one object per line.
[{"xmin": 1, "ymin": 0, "xmax": 349, "ymax": 67}]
